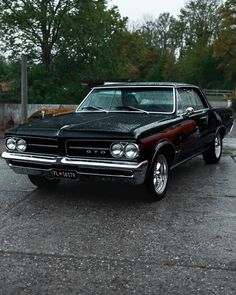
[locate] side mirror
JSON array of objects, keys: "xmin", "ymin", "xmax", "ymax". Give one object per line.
[{"xmin": 184, "ymin": 107, "xmax": 195, "ymax": 117}]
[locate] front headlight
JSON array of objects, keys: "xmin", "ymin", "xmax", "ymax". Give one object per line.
[
  {"xmin": 110, "ymin": 143, "xmax": 124, "ymax": 158},
  {"xmin": 6, "ymin": 137, "xmax": 16, "ymax": 151},
  {"xmin": 16, "ymin": 139, "xmax": 27, "ymax": 152},
  {"xmin": 124, "ymin": 143, "xmax": 139, "ymax": 159}
]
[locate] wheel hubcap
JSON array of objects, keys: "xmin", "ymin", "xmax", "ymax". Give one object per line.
[
  {"xmin": 153, "ymin": 155, "xmax": 168, "ymax": 194},
  {"xmin": 215, "ymin": 133, "xmax": 221, "ymax": 159}
]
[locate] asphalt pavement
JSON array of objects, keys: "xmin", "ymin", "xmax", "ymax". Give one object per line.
[{"xmin": 0, "ymin": 130, "xmax": 235, "ymax": 294}]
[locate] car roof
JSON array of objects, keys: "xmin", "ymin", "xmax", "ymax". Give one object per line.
[{"xmin": 97, "ymin": 82, "xmax": 197, "ymax": 88}]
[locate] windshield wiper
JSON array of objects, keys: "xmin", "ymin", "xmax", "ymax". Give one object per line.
[
  {"xmin": 115, "ymin": 106, "xmax": 149, "ymax": 114},
  {"xmin": 81, "ymin": 106, "xmax": 108, "ymax": 113}
]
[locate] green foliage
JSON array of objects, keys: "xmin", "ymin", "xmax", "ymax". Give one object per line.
[
  {"xmin": 147, "ymin": 54, "xmax": 166, "ymax": 81},
  {"xmin": 178, "ymin": 0, "xmax": 220, "ymax": 49},
  {"xmin": 0, "ymin": 0, "xmax": 235, "ymax": 104},
  {"xmin": 0, "ymin": 0, "xmax": 73, "ymax": 71},
  {"xmin": 176, "ymin": 45, "xmax": 223, "ymax": 88},
  {"xmin": 214, "ymin": 0, "xmax": 236, "ymax": 83},
  {"xmin": 0, "ymin": 57, "xmax": 8, "ymax": 80}
]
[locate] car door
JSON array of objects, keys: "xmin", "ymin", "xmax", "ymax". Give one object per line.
[{"xmin": 176, "ymin": 88, "xmax": 209, "ymax": 160}]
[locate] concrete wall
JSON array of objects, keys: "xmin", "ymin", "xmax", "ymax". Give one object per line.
[{"xmin": 0, "ymin": 104, "xmax": 76, "ymax": 127}]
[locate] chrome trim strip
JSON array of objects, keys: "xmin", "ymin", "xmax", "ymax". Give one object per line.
[
  {"xmin": 9, "ymin": 166, "xmax": 137, "ymax": 180},
  {"xmin": 28, "ymin": 144, "xmax": 58, "ymax": 148},
  {"xmin": 8, "ymin": 163, "xmax": 134, "ymax": 178},
  {"xmin": 75, "ymin": 171, "xmax": 134, "ymax": 179},
  {"xmin": 66, "ymin": 139, "xmax": 135, "ymax": 142},
  {"xmin": 78, "ymin": 110, "xmax": 175, "ymax": 115},
  {"xmin": 2, "ymin": 151, "xmax": 148, "ymax": 170},
  {"xmin": 8, "ymin": 163, "xmax": 50, "ymax": 172},
  {"xmin": 61, "ymin": 158, "xmax": 148, "ymax": 170},
  {"xmin": 170, "ymin": 150, "xmax": 206, "ymax": 170},
  {"xmin": 94, "ymin": 86, "xmax": 176, "ymax": 89},
  {"xmin": 69, "ymin": 146, "xmax": 110, "ymax": 151},
  {"xmin": 1, "ymin": 152, "xmax": 57, "ymax": 163}
]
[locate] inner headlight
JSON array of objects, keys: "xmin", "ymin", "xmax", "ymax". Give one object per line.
[
  {"xmin": 16, "ymin": 139, "xmax": 27, "ymax": 152},
  {"xmin": 124, "ymin": 143, "xmax": 139, "ymax": 159},
  {"xmin": 6, "ymin": 137, "xmax": 16, "ymax": 151},
  {"xmin": 110, "ymin": 143, "xmax": 124, "ymax": 158}
]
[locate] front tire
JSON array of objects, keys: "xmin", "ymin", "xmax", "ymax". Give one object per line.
[
  {"xmin": 28, "ymin": 175, "xmax": 61, "ymax": 188},
  {"xmin": 203, "ymin": 132, "xmax": 222, "ymax": 164},
  {"xmin": 146, "ymin": 153, "xmax": 170, "ymax": 201}
]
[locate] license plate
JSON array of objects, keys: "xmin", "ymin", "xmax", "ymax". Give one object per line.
[{"xmin": 52, "ymin": 170, "xmax": 77, "ymax": 179}]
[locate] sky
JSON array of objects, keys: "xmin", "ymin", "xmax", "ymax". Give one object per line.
[{"xmin": 108, "ymin": 0, "xmax": 187, "ymax": 22}]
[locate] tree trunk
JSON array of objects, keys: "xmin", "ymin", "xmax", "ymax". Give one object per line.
[{"xmin": 42, "ymin": 44, "xmax": 52, "ymax": 72}]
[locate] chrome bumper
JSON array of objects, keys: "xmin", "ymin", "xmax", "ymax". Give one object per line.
[{"xmin": 1, "ymin": 152, "xmax": 148, "ymax": 185}]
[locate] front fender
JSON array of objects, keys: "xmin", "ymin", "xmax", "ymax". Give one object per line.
[{"xmin": 147, "ymin": 140, "xmax": 176, "ymax": 175}]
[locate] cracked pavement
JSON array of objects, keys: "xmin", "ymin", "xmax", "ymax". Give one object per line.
[{"xmin": 0, "ymin": 130, "xmax": 235, "ymax": 294}]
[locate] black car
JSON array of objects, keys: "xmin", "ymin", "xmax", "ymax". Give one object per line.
[{"xmin": 2, "ymin": 83, "xmax": 234, "ymax": 201}]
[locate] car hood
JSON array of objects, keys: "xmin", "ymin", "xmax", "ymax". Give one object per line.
[{"xmin": 7, "ymin": 112, "xmax": 174, "ymax": 139}]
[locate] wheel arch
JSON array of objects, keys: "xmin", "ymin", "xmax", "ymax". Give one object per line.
[
  {"xmin": 216, "ymin": 126, "xmax": 226, "ymax": 139},
  {"xmin": 147, "ymin": 141, "xmax": 176, "ymax": 177}
]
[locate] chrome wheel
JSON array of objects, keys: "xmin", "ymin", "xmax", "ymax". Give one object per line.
[
  {"xmin": 215, "ymin": 133, "xmax": 222, "ymax": 159},
  {"xmin": 153, "ymin": 154, "xmax": 168, "ymax": 194},
  {"xmin": 203, "ymin": 131, "xmax": 222, "ymax": 164}
]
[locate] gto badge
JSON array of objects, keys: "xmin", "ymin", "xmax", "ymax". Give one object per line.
[{"xmin": 86, "ymin": 150, "xmax": 106, "ymax": 155}]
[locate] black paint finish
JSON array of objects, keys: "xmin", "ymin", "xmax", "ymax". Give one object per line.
[{"xmin": 4, "ymin": 83, "xmax": 234, "ymax": 178}]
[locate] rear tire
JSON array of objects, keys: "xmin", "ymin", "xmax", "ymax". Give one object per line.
[
  {"xmin": 203, "ymin": 132, "xmax": 222, "ymax": 164},
  {"xmin": 28, "ymin": 175, "xmax": 61, "ymax": 188},
  {"xmin": 146, "ymin": 153, "xmax": 170, "ymax": 201}
]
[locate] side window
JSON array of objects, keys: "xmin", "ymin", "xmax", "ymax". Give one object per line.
[
  {"xmin": 192, "ymin": 90, "xmax": 206, "ymax": 110},
  {"xmin": 177, "ymin": 89, "xmax": 195, "ymax": 114},
  {"xmin": 177, "ymin": 88, "xmax": 206, "ymax": 114},
  {"xmin": 177, "ymin": 92, "xmax": 184, "ymax": 114}
]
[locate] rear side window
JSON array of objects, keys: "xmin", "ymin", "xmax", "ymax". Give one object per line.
[{"xmin": 177, "ymin": 89, "xmax": 206, "ymax": 114}]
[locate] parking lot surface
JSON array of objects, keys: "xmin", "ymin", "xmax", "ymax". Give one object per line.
[{"xmin": 0, "ymin": 131, "xmax": 235, "ymax": 294}]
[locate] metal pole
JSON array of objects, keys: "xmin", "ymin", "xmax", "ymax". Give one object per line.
[{"xmin": 21, "ymin": 55, "xmax": 28, "ymax": 123}]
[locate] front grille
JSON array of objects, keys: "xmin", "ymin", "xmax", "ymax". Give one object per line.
[
  {"xmin": 66, "ymin": 139, "xmax": 112, "ymax": 159},
  {"xmin": 23, "ymin": 137, "xmax": 59, "ymax": 155}
]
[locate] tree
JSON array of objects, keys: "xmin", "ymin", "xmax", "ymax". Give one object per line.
[
  {"xmin": 134, "ymin": 13, "xmax": 179, "ymax": 82},
  {"xmin": 58, "ymin": 1, "xmax": 128, "ymax": 80},
  {"xmin": 0, "ymin": 0, "xmax": 73, "ymax": 71},
  {"xmin": 136, "ymin": 13, "xmax": 177, "ymax": 53},
  {"xmin": 177, "ymin": 45, "xmax": 223, "ymax": 87},
  {"xmin": 173, "ymin": 0, "xmax": 223, "ymax": 87},
  {"xmin": 0, "ymin": 0, "xmax": 129, "ymax": 102},
  {"xmin": 178, "ymin": 0, "xmax": 221, "ymax": 50},
  {"xmin": 214, "ymin": 0, "xmax": 236, "ymax": 85}
]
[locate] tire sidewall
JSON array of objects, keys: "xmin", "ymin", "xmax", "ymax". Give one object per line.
[
  {"xmin": 214, "ymin": 132, "xmax": 222, "ymax": 160},
  {"xmin": 147, "ymin": 153, "xmax": 170, "ymax": 201}
]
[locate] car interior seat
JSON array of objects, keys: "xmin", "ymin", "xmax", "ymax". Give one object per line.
[{"xmin": 122, "ymin": 93, "xmax": 138, "ymax": 108}]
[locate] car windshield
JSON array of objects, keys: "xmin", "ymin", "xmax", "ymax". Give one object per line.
[{"xmin": 77, "ymin": 87, "xmax": 174, "ymax": 113}]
